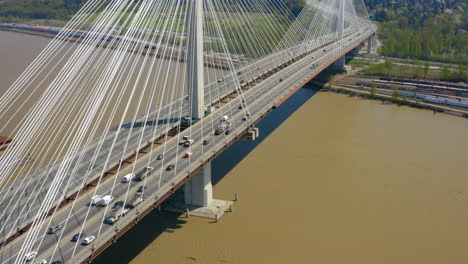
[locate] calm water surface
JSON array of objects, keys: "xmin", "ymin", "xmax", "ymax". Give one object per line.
[{"xmin": 1, "ymin": 30, "xmax": 468, "ymax": 264}]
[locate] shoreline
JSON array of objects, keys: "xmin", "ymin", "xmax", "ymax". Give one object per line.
[
  {"xmin": 0, "ymin": 27, "xmax": 57, "ymax": 39},
  {"xmin": 322, "ymin": 85, "xmax": 468, "ymax": 119}
]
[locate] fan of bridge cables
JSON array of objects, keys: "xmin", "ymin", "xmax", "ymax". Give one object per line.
[{"xmin": 0, "ymin": 0, "xmax": 373, "ymax": 263}]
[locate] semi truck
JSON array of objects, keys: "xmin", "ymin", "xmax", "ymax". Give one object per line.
[
  {"xmin": 135, "ymin": 166, "xmax": 153, "ymax": 181},
  {"xmin": 105, "ymin": 206, "xmax": 129, "ymax": 225},
  {"xmin": 126, "ymin": 193, "xmax": 144, "ymax": 209}
]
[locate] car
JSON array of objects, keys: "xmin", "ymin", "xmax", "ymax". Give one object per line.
[
  {"xmin": 90, "ymin": 195, "xmax": 103, "ymax": 206},
  {"xmin": 82, "ymin": 235, "xmax": 96, "ymax": 245},
  {"xmin": 51, "ymin": 261, "xmax": 62, "ymax": 264},
  {"xmin": 237, "ymin": 71, "xmax": 242, "ymax": 75},
  {"xmin": 137, "ymin": 186, "xmax": 145, "ymax": 193},
  {"xmin": 112, "ymin": 201, "xmax": 124, "ymax": 209},
  {"xmin": 242, "ymin": 117, "xmax": 247, "ymax": 121},
  {"xmin": 35, "ymin": 260, "xmax": 47, "ymax": 264},
  {"xmin": 184, "ymin": 152, "xmax": 192, "ymax": 158},
  {"xmin": 157, "ymin": 154, "xmax": 163, "ymax": 160},
  {"xmin": 217, "ymin": 78, "xmax": 223, "ymax": 82},
  {"xmin": 183, "ymin": 139, "xmax": 194, "ymax": 147},
  {"xmin": 166, "ymin": 165, "xmax": 175, "ymax": 171},
  {"xmin": 98, "ymin": 195, "xmax": 114, "ymax": 206},
  {"xmin": 48, "ymin": 224, "xmax": 61, "ymax": 234},
  {"xmin": 24, "ymin": 251, "xmax": 38, "ymax": 262},
  {"xmin": 225, "ymin": 130, "xmax": 231, "ymax": 135},
  {"xmin": 238, "ymin": 105, "xmax": 243, "ymax": 109},
  {"xmin": 182, "ymin": 135, "xmax": 190, "ymax": 140},
  {"xmin": 71, "ymin": 233, "xmax": 85, "ymax": 242},
  {"xmin": 203, "ymin": 140, "xmax": 209, "ymax": 145},
  {"xmin": 279, "ymin": 78, "xmax": 283, "ymax": 82},
  {"xmin": 121, "ymin": 173, "xmax": 135, "ymax": 183}
]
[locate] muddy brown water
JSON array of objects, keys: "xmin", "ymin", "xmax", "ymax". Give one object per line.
[
  {"xmin": 2, "ymin": 30, "xmax": 468, "ymax": 264},
  {"xmin": 125, "ymin": 92, "xmax": 468, "ymax": 264}
]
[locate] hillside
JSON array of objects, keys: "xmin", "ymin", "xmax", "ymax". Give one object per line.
[{"xmin": 367, "ymin": 0, "xmax": 468, "ymax": 64}]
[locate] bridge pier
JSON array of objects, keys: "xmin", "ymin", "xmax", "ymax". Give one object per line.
[
  {"xmin": 331, "ymin": 56, "xmax": 346, "ymax": 72},
  {"xmin": 184, "ymin": 164, "xmax": 213, "ymax": 207},
  {"xmin": 367, "ymin": 35, "xmax": 373, "ymax": 54},
  {"xmin": 165, "ymin": 163, "xmax": 234, "ymax": 220}
]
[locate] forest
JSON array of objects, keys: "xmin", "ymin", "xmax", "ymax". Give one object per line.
[{"xmin": 368, "ymin": 0, "xmax": 468, "ymax": 64}]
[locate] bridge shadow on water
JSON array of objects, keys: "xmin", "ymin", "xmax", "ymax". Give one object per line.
[{"xmin": 93, "ymin": 82, "xmax": 324, "ymax": 264}]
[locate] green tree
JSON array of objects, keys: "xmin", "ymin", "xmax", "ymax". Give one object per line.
[
  {"xmin": 423, "ymin": 62, "xmax": 430, "ymax": 78},
  {"xmin": 440, "ymin": 65, "xmax": 450, "ymax": 80},
  {"xmin": 392, "ymin": 86, "xmax": 400, "ymax": 102},
  {"xmin": 370, "ymin": 81, "xmax": 377, "ymax": 97}
]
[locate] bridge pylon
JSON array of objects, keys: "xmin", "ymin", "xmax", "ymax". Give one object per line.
[
  {"xmin": 186, "ymin": 0, "xmax": 204, "ymax": 120},
  {"xmin": 332, "ymin": 0, "xmax": 346, "ymax": 72}
]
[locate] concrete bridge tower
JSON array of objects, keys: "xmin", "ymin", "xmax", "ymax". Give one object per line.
[
  {"xmin": 184, "ymin": 0, "xmax": 212, "ymax": 209},
  {"xmin": 332, "ymin": 0, "xmax": 346, "ymax": 71},
  {"xmin": 186, "ymin": 0, "xmax": 204, "ymax": 120}
]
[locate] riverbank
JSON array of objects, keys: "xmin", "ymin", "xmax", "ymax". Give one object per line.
[
  {"xmin": 127, "ymin": 91, "xmax": 468, "ymax": 264},
  {"xmin": 324, "ymin": 85, "xmax": 468, "ymax": 118},
  {"xmin": 324, "ymin": 74, "xmax": 468, "ymax": 118}
]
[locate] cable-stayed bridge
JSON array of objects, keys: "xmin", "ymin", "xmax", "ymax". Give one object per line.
[{"xmin": 0, "ymin": 0, "xmax": 375, "ymax": 263}]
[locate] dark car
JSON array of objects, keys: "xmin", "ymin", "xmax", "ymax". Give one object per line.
[
  {"xmin": 203, "ymin": 140, "xmax": 210, "ymax": 145},
  {"xmin": 242, "ymin": 117, "xmax": 247, "ymax": 121},
  {"xmin": 166, "ymin": 165, "xmax": 175, "ymax": 171},
  {"xmin": 112, "ymin": 201, "xmax": 124, "ymax": 209},
  {"xmin": 48, "ymin": 224, "xmax": 61, "ymax": 234},
  {"xmin": 157, "ymin": 154, "xmax": 163, "ymax": 160},
  {"xmin": 137, "ymin": 186, "xmax": 145, "ymax": 193},
  {"xmin": 51, "ymin": 261, "xmax": 63, "ymax": 264},
  {"xmin": 238, "ymin": 105, "xmax": 243, "ymax": 109},
  {"xmin": 225, "ymin": 130, "xmax": 231, "ymax": 135},
  {"xmin": 279, "ymin": 78, "xmax": 283, "ymax": 82},
  {"xmin": 71, "ymin": 233, "xmax": 84, "ymax": 242}
]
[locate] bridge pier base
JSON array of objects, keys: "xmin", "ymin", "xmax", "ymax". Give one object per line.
[
  {"xmin": 367, "ymin": 36, "xmax": 373, "ymax": 54},
  {"xmin": 165, "ymin": 163, "xmax": 234, "ymax": 221},
  {"xmin": 184, "ymin": 164, "xmax": 213, "ymax": 207},
  {"xmin": 241, "ymin": 127, "xmax": 259, "ymax": 141},
  {"xmin": 331, "ymin": 56, "xmax": 346, "ymax": 72}
]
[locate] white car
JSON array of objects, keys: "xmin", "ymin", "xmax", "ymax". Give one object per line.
[
  {"xmin": 121, "ymin": 173, "xmax": 135, "ymax": 183},
  {"xmin": 24, "ymin": 251, "xmax": 38, "ymax": 261},
  {"xmin": 90, "ymin": 195, "xmax": 102, "ymax": 206},
  {"xmin": 98, "ymin": 195, "xmax": 114, "ymax": 206},
  {"xmin": 82, "ymin": 235, "xmax": 95, "ymax": 245},
  {"xmin": 35, "ymin": 260, "xmax": 47, "ymax": 264}
]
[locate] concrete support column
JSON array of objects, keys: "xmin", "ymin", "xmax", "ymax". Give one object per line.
[
  {"xmin": 332, "ymin": 0, "xmax": 346, "ymax": 71},
  {"xmin": 186, "ymin": 0, "xmax": 204, "ymax": 119},
  {"xmin": 184, "ymin": 163, "xmax": 212, "ymax": 207},
  {"xmin": 367, "ymin": 35, "xmax": 373, "ymax": 54}
]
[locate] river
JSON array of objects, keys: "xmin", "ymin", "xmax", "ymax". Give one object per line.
[{"xmin": 1, "ymin": 30, "xmax": 468, "ymax": 264}]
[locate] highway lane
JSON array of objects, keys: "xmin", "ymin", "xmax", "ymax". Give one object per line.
[{"xmin": 0, "ymin": 26, "xmax": 375, "ymax": 263}]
